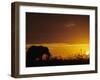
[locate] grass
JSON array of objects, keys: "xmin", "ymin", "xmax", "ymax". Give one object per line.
[{"xmin": 26, "ymin": 57, "xmax": 89, "ymax": 67}]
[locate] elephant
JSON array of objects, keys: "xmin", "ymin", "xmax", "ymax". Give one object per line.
[{"xmin": 26, "ymin": 46, "xmax": 51, "ymax": 67}]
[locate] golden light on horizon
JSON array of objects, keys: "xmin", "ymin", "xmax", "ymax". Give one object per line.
[
  {"xmin": 86, "ymin": 50, "xmax": 89, "ymax": 55},
  {"xmin": 26, "ymin": 43, "xmax": 89, "ymax": 59}
]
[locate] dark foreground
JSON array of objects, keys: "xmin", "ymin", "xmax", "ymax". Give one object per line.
[{"xmin": 26, "ymin": 58, "xmax": 89, "ymax": 67}]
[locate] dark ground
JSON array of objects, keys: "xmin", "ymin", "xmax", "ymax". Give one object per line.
[{"xmin": 26, "ymin": 58, "xmax": 89, "ymax": 67}]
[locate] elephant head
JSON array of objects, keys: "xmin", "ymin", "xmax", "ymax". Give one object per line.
[{"xmin": 26, "ymin": 46, "xmax": 51, "ymax": 67}]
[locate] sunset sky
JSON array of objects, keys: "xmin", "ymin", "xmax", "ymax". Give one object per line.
[{"xmin": 26, "ymin": 12, "xmax": 89, "ymax": 44}]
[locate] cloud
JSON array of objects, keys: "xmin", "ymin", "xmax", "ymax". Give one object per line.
[{"xmin": 65, "ymin": 23, "xmax": 76, "ymax": 28}]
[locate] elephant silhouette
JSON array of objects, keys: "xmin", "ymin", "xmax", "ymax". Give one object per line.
[{"xmin": 26, "ymin": 46, "xmax": 51, "ymax": 67}]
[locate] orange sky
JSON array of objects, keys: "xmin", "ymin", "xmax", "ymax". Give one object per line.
[{"xmin": 26, "ymin": 13, "xmax": 89, "ymax": 44}]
